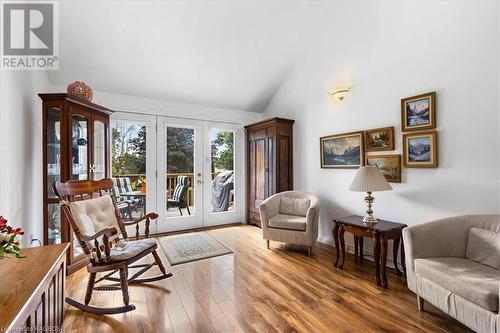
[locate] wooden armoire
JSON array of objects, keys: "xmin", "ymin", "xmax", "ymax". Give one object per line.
[{"xmin": 245, "ymin": 118, "xmax": 294, "ymax": 227}]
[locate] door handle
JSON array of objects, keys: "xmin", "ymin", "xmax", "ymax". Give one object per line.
[{"xmin": 197, "ymin": 180, "xmax": 203, "ymax": 184}]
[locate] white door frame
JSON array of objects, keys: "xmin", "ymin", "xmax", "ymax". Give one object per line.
[
  {"xmin": 110, "ymin": 112, "xmax": 157, "ymax": 235},
  {"xmin": 203, "ymin": 122, "xmax": 244, "ymax": 226},
  {"xmin": 156, "ymin": 117, "xmax": 204, "ymax": 233}
]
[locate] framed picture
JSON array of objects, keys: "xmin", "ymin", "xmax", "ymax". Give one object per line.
[
  {"xmin": 366, "ymin": 154, "xmax": 401, "ymax": 183},
  {"xmin": 320, "ymin": 131, "xmax": 364, "ymax": 168},
  {"xmin": 401, "ymin": 91, "xmax": 436, "ymax": 132},
  {"xmin": 364, "ymin": 126, "xmax": 395, "ymax": 152},
  {"xmin": 402, "ymin": 131, "xmax": 438, "ymax": 168}
]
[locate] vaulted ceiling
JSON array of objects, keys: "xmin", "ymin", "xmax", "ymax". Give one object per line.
[{"xmin": 49, "ymin": 1, "xmax": 328, "ymax": 112}]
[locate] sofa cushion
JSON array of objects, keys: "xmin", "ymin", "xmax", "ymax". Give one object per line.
[
  {"xmin": 279, "ymin": 197, "xmax": 310, "ymax": 216},
  {"xmin": 466, "ymin": 228, "xmax": 500, "ymax": 269},
  {"xmin": 110, "ymin": 238, "xmax": 157, "ymax": 261},
  {"xmin": 415, "ymin": 257, "xmax": 500, "ymax": 312},
  {"xmin": 268, "ymin": 214, "xmax": 307, "ymax": 231}
]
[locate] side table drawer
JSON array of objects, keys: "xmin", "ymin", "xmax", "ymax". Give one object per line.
[{"xmin": 343, "ymin": 225, "xmax": 375, "ymax": 237}]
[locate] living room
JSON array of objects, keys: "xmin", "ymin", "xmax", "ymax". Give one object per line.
[{"xmin": 0, "ymin": 1, "xmax": 499, "ymax": 332}]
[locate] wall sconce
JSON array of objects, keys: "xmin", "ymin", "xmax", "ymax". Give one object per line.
[{"xmin": 329, "ymin": 88, "xmax": 350, "ymax": 101}]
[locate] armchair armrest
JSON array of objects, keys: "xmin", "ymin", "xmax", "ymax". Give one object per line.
[
  {"xmin": 259, "ymin": 195, "xmax": 281, "ymax": 231},
  {"xmin": 81, "ymin": 227, "xmax": 118, "ymax": 242},
  {"xmin": 123, "ymin": 212, "xmax": 158, "ymax": 238}
]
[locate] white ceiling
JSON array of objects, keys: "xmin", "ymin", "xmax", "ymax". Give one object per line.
[{"xmin": 49, "ymin": 1, "xmax": 327, "ymax": 112}]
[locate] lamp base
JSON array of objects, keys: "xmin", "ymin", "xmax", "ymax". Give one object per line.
[{"xmin": 362, "ymin": 213, "xmax": 378, "ymax": 224}]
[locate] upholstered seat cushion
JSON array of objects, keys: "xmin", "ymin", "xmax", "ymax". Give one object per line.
[
  {"xmin": 268, "ymin": 214, "xmax": 307, "ymax": 231},
  {"xmin": 111, "ymin": 238, "xmax": 157, "ymax": 261},
  {"xmin": 415, "ymin": 257, "xmax": 500, "ymax": 311}
]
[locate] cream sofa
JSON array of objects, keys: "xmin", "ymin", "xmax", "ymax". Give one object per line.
[
  {"xmin": 259, "ymin": 191, "xmax": 320, "ymax": 256},
  {"xmin": 403, "ymin": 215, "xmax": 500, "ymax": 333}
]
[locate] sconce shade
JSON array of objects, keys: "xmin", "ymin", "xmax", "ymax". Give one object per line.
[{"xmin": 349, "ymin": 166, "xmax": 393, "ymax": 192}]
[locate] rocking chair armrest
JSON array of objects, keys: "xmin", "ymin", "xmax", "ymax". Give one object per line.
[
  {"xmin": 81, "ymin": 227, "xmax": 118, "ymax": 242},
  {"xmin": 123, "ymin": 212, "xmax": 159, "ymax": 226}
]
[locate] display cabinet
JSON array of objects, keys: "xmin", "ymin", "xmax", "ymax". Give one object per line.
[{"xmin": 40, "ymin": 93, "xmax": 113, "ymax": 274}]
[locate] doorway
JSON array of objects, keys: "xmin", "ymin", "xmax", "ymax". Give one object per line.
[{"xmin": 111, "ymin": 113, "xmax": 243, "ymax": 234}]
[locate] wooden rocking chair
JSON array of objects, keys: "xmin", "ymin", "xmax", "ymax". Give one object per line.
[{"xmin": 53, "ymin": 178, "xmax": 172, "ymax": 315}]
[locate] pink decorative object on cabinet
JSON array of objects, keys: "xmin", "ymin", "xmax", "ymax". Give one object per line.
[{"xmin": 67, "ymin": 81, "xmax": 93, "ymax": 101}]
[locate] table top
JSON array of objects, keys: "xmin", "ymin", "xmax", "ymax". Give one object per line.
[
  {"xmin": 333, "ymin": 215, "xmax": 407, "ymax": 231},
  {"xmin": 0, "ymin": 243, "xmax": 69, "ymax": 331}
]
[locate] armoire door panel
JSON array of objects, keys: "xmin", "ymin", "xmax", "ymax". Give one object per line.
[
  {"xmin": 255, "ymin": 138, "xmax": 266, "ymax": 202},
  {"xmin": 278, "ymin": 136, "xmax": 291, "ymax": 192},
  {"xmin": 248, "ymin": 140, "xmax": 256, "ymax": 207}
]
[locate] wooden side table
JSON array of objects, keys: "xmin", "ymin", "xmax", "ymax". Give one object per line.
[{"xmin": 332, "ymin": 215, "xmax": 407, "ymax": 288}]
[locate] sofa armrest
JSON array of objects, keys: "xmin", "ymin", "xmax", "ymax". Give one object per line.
[
  {"xmin": 403, "ymin": 215, "xmax": 470, "ymax": 292},
  {"xmin": 259, "ymin": 194, "xmax": 281, "ymax": 231}
]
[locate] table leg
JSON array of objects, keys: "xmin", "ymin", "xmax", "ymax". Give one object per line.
[
  {"xmin": 401, "ymin": 235, "xmax": 406, "ymax": 277},
  {"xmin": 373, "ymin": 232, "xmax": 381, "ymax": 286},
  {"xmin": 354, "ymin": 236, "xmax": 359, "ymax": 262},
  {"xmin": 359, "ymin": 237, "xmax": 364, "ymax": 263},
  {"xmin": 333, "ymin": 222, "xmax": 340, "ymax": 267},
  {"xmin": 393, "ymin": 236, "xmax": 402, "ymax": 277},
  {"xmin": 339, "ymin": 225, "xmax": 346, "ymax": 269},
  {"xmin": 380, "ymin": 233, "xmax": 388, "ymax": 288}
]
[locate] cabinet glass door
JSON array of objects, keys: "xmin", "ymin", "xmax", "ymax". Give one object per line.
[
  {"xmin": 93, "ymin": 120, "xmax": 107, "ymax": 180},
  {"xmin": 46, "ymin": 107, "xmax": 62, "ymax": 245},
  {"xmin": 71, "ymin": 114, "xmax": 90, "ymax": 180}
]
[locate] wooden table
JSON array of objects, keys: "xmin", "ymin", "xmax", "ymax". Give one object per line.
[
  {"xmin": 0, "ymin": 243, "xmax": 69, "ymax": 333},
  {"xmin": 332, "ymin": 215, "xmax": 406, "ymax": 288}
]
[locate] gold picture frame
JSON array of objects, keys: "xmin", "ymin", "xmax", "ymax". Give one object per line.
[
  {"xmin": 366, "ymin": 154, "xmax": 402, "ymax": 183},
  {"xmin": 402, "ymin": 131, "xmax": 438, "ymax": 168},
  {"xmin": 364, "ymin": 126, "xmax": 395, "ymax": 152},
  {"xmin": 401, "ymin": 91, "xmax": 436, "ymax": 132},
  {"xmin": 320, "ymin": 131, "xmax": 364, "ymax": 168}
]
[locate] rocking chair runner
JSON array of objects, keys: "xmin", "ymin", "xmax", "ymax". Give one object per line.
[{"xmin": 53, "ymin": 178, "xmax": 172, "ymax": 315}]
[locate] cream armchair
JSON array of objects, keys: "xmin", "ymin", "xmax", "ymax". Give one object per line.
[
  {"xmin": 259, "ymin": 191, "xmax": 320, "ymax": 256},
  {"xmin": 403, "ymin": 215, "xmax": 500, "ymax": 333}
]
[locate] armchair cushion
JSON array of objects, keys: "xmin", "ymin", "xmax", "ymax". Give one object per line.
[
  {"xmin": 466, "ymin": 228, "xmax": 500, "ymax": 269},
  {"xmin": 110, "ymin": 238, "xmax": 157, "ymax": 261},
  {"xmin": 69, "ymin": 195, "xmax": 120, "ymax": 240},
  {"xmin": 269, "ymin": 214, "xmax": 307, "ymax": 231},
  {"xmin": 279, "ymin": 197, "xmax": 310, "ymax": 216},
  {"xmin": 415, "ymin": 257, "xmax": 500, "ymax": 312}
]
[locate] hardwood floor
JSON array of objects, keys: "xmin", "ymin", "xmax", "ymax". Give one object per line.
[{"xmin": 64, "ymin": 225, "xmax": 471, "ymax": 333}]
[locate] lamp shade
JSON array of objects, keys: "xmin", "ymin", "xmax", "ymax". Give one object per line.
[{"xmin": 348, "ymin": 166, "xmax": 393, "ymax": 192}]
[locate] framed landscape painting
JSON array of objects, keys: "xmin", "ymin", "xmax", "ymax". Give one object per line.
[
  {"xmin": 401, "ymin": 91, "xmax": 436, "ymax": 132},
  {"xmin": 364, "ymin": 126, "xmax": 395, "ymax": 152},
  {"xmin": 366, "ymin": 154, "xmax": 401, "ymax": 182},
  {"xmin": 320, "ymin": 131, "xmax": 364, "ymax": 168},
  {"xmin": 402, "ymin": 131, "xmax": 438, "ymax": 168}
]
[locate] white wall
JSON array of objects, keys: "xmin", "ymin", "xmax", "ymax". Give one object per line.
[
  {"xmin": 0, "ymin": 71, "xmax": 50, "ymax": 246},
  {"xmin": 263, "ymin": 2, "xmax": 500, "ymax": 248}
]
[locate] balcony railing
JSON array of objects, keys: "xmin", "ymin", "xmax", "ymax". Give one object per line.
[{"xmin": 113, "ymin": 173, "xmax": 210, "ymax": 206}]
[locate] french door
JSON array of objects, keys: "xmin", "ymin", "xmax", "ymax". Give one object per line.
[{"xmin": 111, "ymin": 113, "xmax": 243, "ymax": 234}]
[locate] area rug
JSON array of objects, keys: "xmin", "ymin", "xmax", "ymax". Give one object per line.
[{"xmin": 158, "ymin": 232, "xmax": 233, "ymax": 266}]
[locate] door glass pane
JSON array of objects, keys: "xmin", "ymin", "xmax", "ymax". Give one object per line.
[
  {"xmin": 72, "ymin": 115, "xmax": 88, "ymax": 180},
  {"xmin": 166, "ymin": 127, "xmax": 194, "ymax": 218},
  {"xmin": 210, "ymin": 129, "xmax": 235, "ymax": 213},
  {"xmin": 94, "ymin": 121, "xmax": 106, "ymax": 180},
  {"xmin": 47, "ymin": 204, "xmax": 61, "ymax": 245},
  {"xmin": 111, "ymin": 122, "xmax": 147, "ymax": 221},
  {"xmin": 47, "ymin": 108, "xmax": 61, "ymax": 198}
]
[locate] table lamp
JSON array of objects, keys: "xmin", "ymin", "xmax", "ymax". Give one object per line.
[{"xmin": 348, "ymin": 166, "xmax": 392, "ymax": 224}]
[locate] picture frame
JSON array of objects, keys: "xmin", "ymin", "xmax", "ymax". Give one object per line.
[
  {"xmin": 365, "ymin": 154, "xmax": 402, "ymax": 183},
  {"xmin": 401, "ymin": 91, "xmax": 436, "ymax": 132},
  {"xmin": 364, "ymin": 126, "xmax": 395, "ymax": 152},
  {"xmin": 402, "ymin": 131, "xmax": 438, "ymax": 168},
  {"xmin": 320, "ymin": 131, "xmax": 364, "ymax": 168}
]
